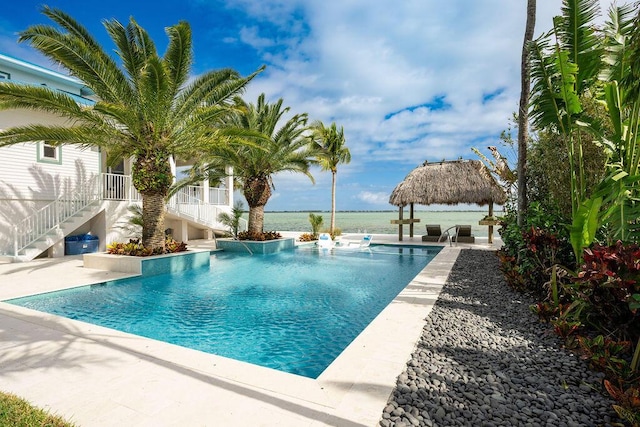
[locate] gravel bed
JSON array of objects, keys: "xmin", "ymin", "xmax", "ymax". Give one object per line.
[{"xmin": 379, "ymin": 249, "xmax": 620, "ymax": 427}]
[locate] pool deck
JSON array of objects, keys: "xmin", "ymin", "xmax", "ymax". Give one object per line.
[{"xmin": 0, "ymin": 233, "xmax": 500, "ymax": 426}]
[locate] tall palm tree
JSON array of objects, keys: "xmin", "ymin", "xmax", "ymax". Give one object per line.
[
  {"xmin": 186, "ymin": 93, "xmax": 315, "ymax": 233},
  {"xmin": 0, "ymin": 7, "xmax": 262, "ymax": 250},
  {"xmin": 308, "ymin": 121, "xmax": 351, "ymax": 234},
  {"xmin": 516, "ymin": 0, "xmax": 536, "ymax": 226}
]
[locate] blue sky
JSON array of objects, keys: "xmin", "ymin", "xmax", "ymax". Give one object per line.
[{"xmin": 0, "ymin": 1, "xmax": 626, "ymax": 211}]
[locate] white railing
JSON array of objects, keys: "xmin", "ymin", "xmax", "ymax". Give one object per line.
[
  {"xmin": 101, "ymin": 173, "xmax": 141, "ymax": 201},
  {"xmin": 174, "ymin": 185, "xmax": 203, "ymax": 204},
  {"xmin": 167, "ymin": 188, "xmax": 223, "ymax": 228},
  {"xmin": 209, "ymin": 187, "xmax": 229, "ymax": 205},
  {"xmin": 14, "ymin": 175, "xmax": 101, "ymax": 256},
  {"xmin": 13, "ymin": 174, "xmax": 235, "ymax": 256},
  {"xmin": 101, "ymin": 175, "xmax": 226, "ymax": 207}
]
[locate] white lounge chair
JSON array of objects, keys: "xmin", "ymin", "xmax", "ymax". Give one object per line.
[
  {"xmin": 358, "ymin": 234, "xmax": 373, "ymax": 248},
  {"xmin": 317, "ymin": 233, "xmax": 335, "ymax": 249},
  {"xmin": 342, "ymin": 234, "xmax": 373, "ymax": 249}
]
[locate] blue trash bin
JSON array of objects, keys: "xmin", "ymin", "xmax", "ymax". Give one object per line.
[{"xmin": 65, "ymin": 234, "xmax": 99, "ymax": 255}]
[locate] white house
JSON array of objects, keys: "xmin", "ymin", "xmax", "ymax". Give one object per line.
[{"xmin": 0, "ymin": 53, "xmax": 237, "ymax": 262}]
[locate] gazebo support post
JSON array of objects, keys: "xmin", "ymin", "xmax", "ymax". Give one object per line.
[
  {"xmin": 488, "ymin": 202, "xmax": 494, "ymax": 244},
  {"xmin": 409, "ymin": 203, "xmax": 415, "ymax": 238},
  {"xmin": 398, "ymin": 206, "xmax": 404, "ymax": 241}
]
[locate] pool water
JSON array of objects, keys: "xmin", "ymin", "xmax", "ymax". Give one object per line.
[{"xmin": 6, "ymin": 245, "xmax": 441, "ymax": 378}]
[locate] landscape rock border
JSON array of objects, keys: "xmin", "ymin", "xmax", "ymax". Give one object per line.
[{"xmin": 379, "ymin": 249, "xmax": 620, "ymax": 427}]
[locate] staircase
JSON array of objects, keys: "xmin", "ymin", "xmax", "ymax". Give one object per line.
[
  {"xmin": 166, "ymin": 188, "xmax": 235, "ymax": 231},
  {"xmin": 12, "ymin": 176, "xmax": 102, "ymax": 262},
  {"xmin": 7, "ymin": 175, "xmax": 242, "ymax": 262}
]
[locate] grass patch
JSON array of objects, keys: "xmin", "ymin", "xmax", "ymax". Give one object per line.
[{"xmin": 0, "ymin": 391, "xmax": 76, "ymax": 427}]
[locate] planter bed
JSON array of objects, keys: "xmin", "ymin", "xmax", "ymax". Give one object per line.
[
  {"xmin": 83, "ymin": 249, "xmax": 211, "ymax": 276},
  {"xmin": 216, "ymin": 238, "xmax": 295, "ymax": 254}
]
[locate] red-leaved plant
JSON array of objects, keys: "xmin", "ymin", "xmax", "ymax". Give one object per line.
[{"xmin": 573, "ymin": 242, "xmax": 640, "ymax": 341}]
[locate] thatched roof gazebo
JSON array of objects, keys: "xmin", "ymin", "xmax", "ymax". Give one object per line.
[{"xmin": 388, "ymin": 159, "xmax": 507, "ymax": 242}]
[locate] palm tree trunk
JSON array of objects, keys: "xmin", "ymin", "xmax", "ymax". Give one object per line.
[
  {"xmin": 517, "ymin": 0, "xmax": 536, "ymax": 226},
  {"xmin": 244, "ymin": 175, "xmax": 271, "ymax": 233},
  {"xmin": 330, "ymin": 171, "xmax": 337, "ymax": 233},
  {"xmin": 248, "ymin": 205, "xmax": 265, "ymax": 234},
  {"xmin": 142, "ymin": 192, "xmax": 166, "ymax": 249}
]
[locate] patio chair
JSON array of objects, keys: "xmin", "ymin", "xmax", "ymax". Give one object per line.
[
  {"xmin": 346, "ymin": 234, "xmax": 372, "ymax": 248},
  {"xmin": 422, "ymin": 224, "xmax": 447, "ymax": 242},
  {"xmin": 317, "ymin": 233, "xmax": 335, "ymax": 249},
  {"xmin": 336, "ymin": 234, "xmax": 373, "ymax": 250},
  {"xmin": 452, "ymin": 225, "xmax": 475, "ymax": 243}
]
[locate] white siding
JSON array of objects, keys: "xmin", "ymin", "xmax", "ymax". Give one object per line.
[
  {"xmin": 0, "ymin": 109, "xmax": 101, "ymax": 201},
  {"xmin": 0, "ymin": 109, "xmax": 100, "ymax": 255}
]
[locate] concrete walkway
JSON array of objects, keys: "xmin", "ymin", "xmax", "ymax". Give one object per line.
[{"xmin": 0, "ymin": 235, "xmax": 498, "ymax": 426}]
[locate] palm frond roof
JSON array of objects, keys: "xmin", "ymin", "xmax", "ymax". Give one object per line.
[{"xmin": 389, "ymin": 159, "xmax": 507, "ymax": 207}]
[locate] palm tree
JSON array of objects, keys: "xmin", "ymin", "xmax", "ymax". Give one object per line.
[
  {"xmin": 186, "ymin": 93, "xmax": 315, "ymax": 233},
  {"xmin": 308, "ymin": 121, "xmax": 351, "ymax": 234},
  {"xmin": 218, "ymin": 200, "xmax": 245, "ymax": 239},
  {"xmin": 516, "ymin": 0, "xmax": 536, "ymax": 226},
  {"xmin": 0, "ymin": 7, "xmax": 262, "ymax": 250}
]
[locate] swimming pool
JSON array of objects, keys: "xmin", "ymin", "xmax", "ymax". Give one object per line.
[{"xmin": 5, "ymin": 244, "xmax": 441, "ymax": 378}]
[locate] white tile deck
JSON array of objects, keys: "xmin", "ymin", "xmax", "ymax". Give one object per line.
[{"xmin": 0, "ymin": 234, "xmax": 500, "ymax": 426}]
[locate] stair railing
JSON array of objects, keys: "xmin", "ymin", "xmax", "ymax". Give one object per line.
[
  {"xmin": 13, "ymin": 175, "xmax": 101, "ymax": 257},
  {"xmin": 166, "ymin": 187, "xmax": 225, "ymax": 228}
]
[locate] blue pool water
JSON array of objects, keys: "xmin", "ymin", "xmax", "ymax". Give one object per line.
[{"xmin": 6, "ymin": 244, "xmax": 441, "ymax": 378}]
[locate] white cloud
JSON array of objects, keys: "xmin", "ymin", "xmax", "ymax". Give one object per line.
[
  {"xmin": 239, "ymin": 26, "xmax": 276, "ymax": 49},
  {"xmin": 356, "ymin": 191, "xmax": 390, "ymax": 206}
]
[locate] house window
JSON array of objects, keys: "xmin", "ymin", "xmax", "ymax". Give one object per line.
[
  {"xmin": 0, "ymin": 71, "xmax": 9, "ymax": 80},
  {"xmin": 37, "ymin": 141, "xmax": 62, "ymax": 164}
]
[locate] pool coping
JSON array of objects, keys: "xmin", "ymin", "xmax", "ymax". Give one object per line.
[{"xmin": 0, "ymin": 242, "xmax": 462, "ymax": 426}]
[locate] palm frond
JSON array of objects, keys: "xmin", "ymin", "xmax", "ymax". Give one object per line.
[
  {"xmin": 103, "ymin": 18, "xmax": 146, "ymax": 93},
  {"xmin": 139, "ymin": 55, "xmax": 172, "ymax": 128},
  {"xmin": 0, "ymin": 124, "xmax": 120, "ymax": 148},
  {"xmin": 621, "ymin": 7, "xmax": 640, "ymax": 101},
  {"xmin": 41, "ymin": 6, "xmax": 102, "ymax": 50},
  {"xmin": 529, "ymin": 36, "xmax": 581, "ymax": 132},
  {"xmin": 557, "ymin": 0, "xmax": 603, "ymax": 93},
  {"xmin": 600, "ymin": 3, "xmax": 636, "ymax": 84},
  {"xmin": 19, "ymin": 9, "xmax": 132, "ymax": 104},
  {"xmin": 0, "ymin": 83, "xmax": 87, "ymax": 116},
  {"xmin": 164, "ymin": 21, "xmax": 192, "ymax": 96}
]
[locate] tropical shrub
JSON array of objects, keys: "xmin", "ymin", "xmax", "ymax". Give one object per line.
[
  {"xmin": 308, "ymin": 213, "xmax": 323, "ymax": 238},
  {"xmin": 106, "ymin": 238, "xmax": 187, "ymax": 256},
  {"xmin": 498, "ymin": 203, "xmax": 574, "ymax": 295},
  {"xmin": 298, "ymin": 233, "xmax": 316, "ymax": 242},
  {"xmin": 218, "ymin": 201, "xmax": 245, "ymax": 239},
  {"xmin": 604, "ymin": 380, "xmax": 640, "ymax": 426},
  {"xmin": 237, "ymin": 231, "xmax": 282, "ymax": 241},
  {"xmin": 572, "ymin": 242, "xmax": 640, "ymax": 341},
  {"xmin": 578, "ymin": 335, "xmax": 632, "ymax": 380}
]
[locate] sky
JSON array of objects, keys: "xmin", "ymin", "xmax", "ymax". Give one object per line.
[{"xmin": 0, "ymin": 0, "xmax": 630, "ymax": 211}]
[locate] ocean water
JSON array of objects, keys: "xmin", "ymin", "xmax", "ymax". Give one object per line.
[{"xmin": 262, "ymin": 211, "xmax": 502, "ymax": 238}]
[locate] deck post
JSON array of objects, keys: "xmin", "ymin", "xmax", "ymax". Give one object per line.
[
  {"xmin": 488, "ymin": 202, "xmax": 494, "ymax": 244},
  {"xmin": 398, "ymin": 206, "xmax": 403, "ymax": 241},
  {"xmin": 409, "ymin": 203, "xmax": 415, "ymax": 238}
]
